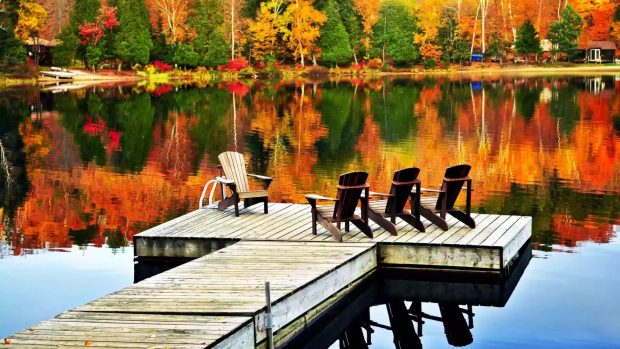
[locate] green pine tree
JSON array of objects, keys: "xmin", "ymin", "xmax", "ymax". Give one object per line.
[
  {"xmin": 437, "ymin": 9, "xmax": 459, "ymax": 63},
  {"xmin": 514, "ymin": 19, "xmax": 542, "ymax": 63},
  {"xmin": 114, "ymin": 0, "xmax": 153, "ymax": 67},
  {"xmin": 370, "ymin": 0, "xmax": 419, "ymax": 67},
  {"xmin": 548, "ymin": 4, "xmax": 582, "ymax": 61},
  {"xmin": 190, "ymin": 0, "xmax": 229, "ymax": 67},
  {"xmin": 0, "ymin": 1, "xmax": 26, "ymax": 70},
  {"xmin": 319, "ymin": 0, "xmax": 353, "ymax": 66},
  {"xmin": 53, "ymin": 0, "xmax": 101, "ymax": 66},
  {"xmin": 487, "ymin": 32, "xmax": 508, "ymax": 63},
  {"xmin": 338, "ymin": 0, "xmax": 364, "ymax": 63}
]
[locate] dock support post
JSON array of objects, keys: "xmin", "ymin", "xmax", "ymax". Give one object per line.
[{"xmin": 265, "ymin": 281, "xmax": 274, "ymax": 349}]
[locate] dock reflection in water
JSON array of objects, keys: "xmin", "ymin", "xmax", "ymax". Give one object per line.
[{"xmin": 283, "ymin": 243, "xmax": 531, "ymax": 349}]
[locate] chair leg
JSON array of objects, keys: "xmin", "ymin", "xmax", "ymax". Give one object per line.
[
  {"xmin": 449, "ymin": 210, "xmax": 476, "ymax": 228},
  {"xmin": 263, "ymin": 198, "xmax": 268, "ymax": 214},
  {"xmin": 311, "ymin": 209, "xmax": 317, "ymax": 235},
  {"xmin": 345, "ymin": 221, "xmax": 350, "ymax": 232},
  {"xmin": 351, "ymin": 219, "xmax": 373, "ymax": 239},
  {"xmin": 420, "ymin": 206, "xmax": 448, "ymax": 231},
  {"xmin": 234, "ymin": 194, "xmax": 240, "ymax": 217}
]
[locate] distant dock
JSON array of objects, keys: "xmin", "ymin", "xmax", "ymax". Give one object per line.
[{"xmin": 5, "ymin": 203, "xmax": 531, "ymax": 348}]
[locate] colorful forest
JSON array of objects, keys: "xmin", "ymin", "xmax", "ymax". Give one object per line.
[
  {"xmin": 1, "ymin": 0, "xmax": 620, "ymax": 72},
  {"xmin": 1, "ymin": 76, "xmax": 619, "ymax": 257}
]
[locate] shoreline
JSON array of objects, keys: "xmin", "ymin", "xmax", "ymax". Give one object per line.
[{"xmin": 2, "ymin": 64, "xmax": 620, "ymax": 89}]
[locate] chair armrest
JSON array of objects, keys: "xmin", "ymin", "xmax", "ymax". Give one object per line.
[
  {"xmin": 248, "ymin": 173, "xmax": 273, "ymax": 181},
  {"xmin": 305, "ymin": 194, "xmax": 339, "ymax": 201},
  {"xmin": 216, "ymin": 176, "xmax": 234, "ymax": 185},
  {"xmin": 248, "ymin": 173, "xmax": 273, "ymax": 189},
  {"xmin": 412, "ymin": 187, "xmax": 445, "ymax": 194},
  {"xmin": 369, "ymin": 191, "xmax": 393, "ymax": 197},
  {"xmin": 337, "ymin": 184, "xmax": 370, "ymax": 190}
]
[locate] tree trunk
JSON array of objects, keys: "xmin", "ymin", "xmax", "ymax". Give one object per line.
[
  {"xmin": 471, "ymin": 2, "xmax": 480, "ymax": 54},
  {"xmin": 231, "ymin": 0, "xmax": 235, "ymax": 60},
  {"xmin": 299, "ymin": 43, "xmax": 305, "ymax": 67},
  {"xmin": 508, "ymin": 0, "xmax": 516, "ymax": 43},
  {"xmin": 481, "ymin": 0, "xmax": 487, "ymax": 54}
]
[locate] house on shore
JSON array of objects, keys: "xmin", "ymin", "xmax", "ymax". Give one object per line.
[{"xmin": 575, "ymin": 41, "xmax": 617, "ymax": 63}]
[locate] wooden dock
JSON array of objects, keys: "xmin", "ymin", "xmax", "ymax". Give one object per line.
[
  {"xmin": 6, "ymin": 241, "xmax": 376, "ymax": 348},
  {"xmin": 135, "ymin": 203, "xmax": 531, "ymax": 272},
  {"xmin": 5, "ymin": 202, "xmax": 532, "ymax": 348}
]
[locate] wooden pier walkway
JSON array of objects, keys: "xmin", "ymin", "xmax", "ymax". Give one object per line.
[
  {"xmin": 6, "ymin": 202, "xmax": 532, "ymax": 348},
  {"xmin": 135, "ymin": 203, "xmax": 531, "ymax": 272},
  {"xmin": 5, "ymin": 241, "xmax": 376, "ymax": 348}
]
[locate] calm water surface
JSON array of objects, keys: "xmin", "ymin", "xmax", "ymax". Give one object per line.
[{"xmin": 0, "ymin": 75, "xmax": 619, "ymax": 345}]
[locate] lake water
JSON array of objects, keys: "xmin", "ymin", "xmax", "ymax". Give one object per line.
[{"xmin": 0, "ymin": 74, "xmax": 619, "ymax": 346}]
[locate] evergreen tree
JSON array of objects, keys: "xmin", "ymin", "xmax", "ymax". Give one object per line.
[
  {"xmin": 0, "ymin": 1, "xmax": 25, "ymax": 69},
  {"xmin": 487, "ymin": 32, "xmax": 508, "ymax": 62},
  {"xmin": 190, "ymin": 0, "xmax": 229, "ymax": 67},
  {"xmin": 437, "ymin": 9, "xmax": 458, "ymax": 63},
  {"xmin": 514, "ymin": 19, "xmax": 541, "ymax": 63},
  {"xmin": 319, "ymin": 0, "xmax": 353, "ymax": 66},
  {"xmin": 114, "ymin": 0, "xmax": 153, "ymax": 67},
  {"xmin": 338, "ymin": 0, "xmax": 364, "ymax": 63},
  {"xmin": 53, "ymin": 0, "xmax": 101, "ymax": 66},
  {"xmin": 203, "ymin": 32, "xmax": 229, "ymax": 67},
  {"xmin": 371, "ymin": 0, "xmax": 419, "ymax": 66},
  {"xmin": 548, "ymin": 4, "xmax": 582, "ymax": 61}
]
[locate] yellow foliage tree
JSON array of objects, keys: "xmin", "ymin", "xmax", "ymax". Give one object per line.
[
  {"xmin": 352, "ymin": 0, "xmax": 381, "ymax": 53},
  {"xmin": 283, "ymin": 0, "xmax": 325, "ymax": 67},
  {"xmin": 248, "ymin": 0, "xmax": 291, "ymax": 61},
  {"xmin": 14, "ymin": 1, "xmax": 47, "ymax": 43}
]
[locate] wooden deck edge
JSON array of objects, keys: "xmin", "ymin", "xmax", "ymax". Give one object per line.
[
  {"xmin": 256, "ymin": 271, "xmax": 377, "ymax": 349},
  {"xmin": 210, "ymin": 321, "xmax": 255, "ymax": 349},
  {"xmin": 501, "ymin": 217, "xmax": 533, "ymax": 268},
  {"xmin": 134, "ymin": 235, "xmax": 239, "ymax": 258},
  {"xmin": 254, "ymin": 245, "xmax": 378, "ymax": 343},
  {"xmin": 377, "ymin": 243, "xmax": 503, "ymax": 271}
]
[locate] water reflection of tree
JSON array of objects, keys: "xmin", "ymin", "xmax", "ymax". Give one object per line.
[
  {"xmin": 514, "ymin": 81, "xmax": 541, "ymax": 121},
  {"xmin": 369, "ymin": 79, "xmax": 420, "ymax": 144},
  {"xmin": 0, "ymin": 90, "xmax": 31, "ymax": 248},
  {"xmin": 316, "ymin": 83, "xmax": 364, "ymax": 165}
]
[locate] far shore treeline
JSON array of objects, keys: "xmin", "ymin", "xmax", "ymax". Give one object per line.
[{"xmin": 0, "ymin": 0, "xmax": 619, "ymax": 73}]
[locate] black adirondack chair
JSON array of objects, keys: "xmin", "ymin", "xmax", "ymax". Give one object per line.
[
  {"xmin": 305, "ymin": 172, "xmax": 372, "ymax": 242},
  {"xmin": 216, "ymin": 151, "xmax": 273, "ymax": 217},
  {"xmin": 367, "ymin": 167, "xmax": 425, "ymax": 235},
  {"xmin": 414, "ymin": 164, "xmax": 475, "ymax": 231}
]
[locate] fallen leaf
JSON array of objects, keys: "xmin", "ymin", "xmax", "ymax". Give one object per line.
[
  {"xmin": 3, "ymin": 338, "xmax": 11, "ymax": 345},
  {"xmin": 84, "ymin": 339, "xmax": 93, "ymax": 346}
]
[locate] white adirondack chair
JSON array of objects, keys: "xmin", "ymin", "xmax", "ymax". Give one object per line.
[{"xmin": 216, "ymin": 151, "xmax": 273, "ymax": 216}]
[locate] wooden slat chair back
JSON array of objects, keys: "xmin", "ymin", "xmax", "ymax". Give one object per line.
[
  {"xmin": 306, "ymin": 171, "xmax": 372, "ymax": 242},
  {"xmin": 435, "ymin": 164, "xmax": 471, "ymax": 211},
  {"xmin": 218, "ymin": 152, "xmax": 250, "ymax": 193},
  {"xmin": 416, "ymin": 164, "xmax": 475, "ymax": 231},
  {"xmin": 335, "ymin": 172, "xmax": 369, "ymax": 220},
  {"xmin": 367, "ymin": 167, "xmax": 425, "ymax": 235},
  {"xmin": 215, "ymin": 151, "xmax": 273, "ymax": 217}
]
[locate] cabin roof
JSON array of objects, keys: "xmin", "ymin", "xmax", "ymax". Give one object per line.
[{"xmin": 579, "ymin": 41, "xmax": 617, "ymax": 50}]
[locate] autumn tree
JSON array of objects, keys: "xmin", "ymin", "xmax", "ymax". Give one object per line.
[
  {"xmin": 514, "ymin": 19, "xmax": 541, "ymax": 63},
  {"xmin": 14, "ymin": 1, "xmax": 47, "ymax": 44},
  {"xmin": 437, "ymin": 9, "xmax": 469, "ymax": 64},
  {"xmin": 247, "ymin": 0, "xmax": 290, "ymax": 62},
  {"xmin": 319, "ymin": 0, "xmax": 353, "ymax": 66},
  {"xmin": 548, "ymin": 4, "xmax": 582, "ymax": 61},
  {"xmin": 114, "ymin": 0, "xmax": 153, "ymax": 68},
  {"xmin": 78, "ymin": 6, "xmax": 120, "ymax": 71},
  {"xmin": 284, "ymin": 0, "xmax": 325, "ymax": 66},
  {"xmin": 352, "ymin": 0, "xmax": 380, "ymax": 54},
  {"xmin": 371, "ymin": 0, "xmax": 419, "ymax": 66},
  {"xmin": 153, "ymin": 0, "xmax": 192, "ymax": 44},
  {"xmin": 53, "ymin": 0, "xmax": 101, "ymax": 66}
]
